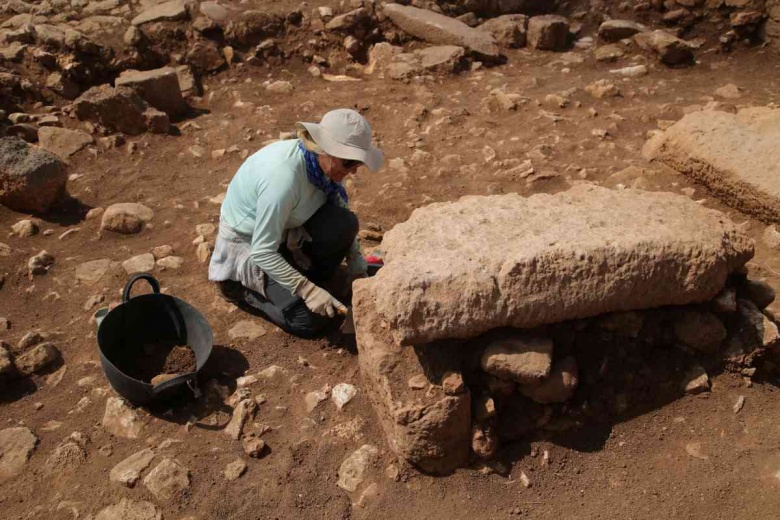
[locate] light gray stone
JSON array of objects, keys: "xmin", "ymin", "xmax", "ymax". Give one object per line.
[
  {"xmin": 223, "ymin": 458, "xmax": 247, "ymax": 481},
  {"xmin": 122, "ymin": 253, "xmax": 155, "ymax": 274},
  {"xmin": 132, "ymin": 0, "xmax": 190, "ymax": 26},
  {"xmin": 634, "ymin": 29, "xmax": 694, "ymax": 66},
  {"xmin": 0, "ymin": 137, "xmax": 67, "ymax": 213},
  {"xmin": 109, "ymin": 448, "xmax": 155, "ymax": 487},
  {"xmin": 0, "ymin": 427, "xmax": 38, "ymax": 482},
  {"xmin": 383, "ymin": 4, "xmax": 499, "ymax": 59},
  {"xmin": 37, "ymin": 127, "xmax": 94, "ymax": 158},
  {"xmin": 480, "ymin": 334, "xmax": 553, "ymax": 385},
  {"xmin": 101, "ymin": 203, "xmax": 154, "ymax": 233},
  {"xmin": 102, "ymin": 397, "xmax": 143, "ymax": 439},
  {"xmin": 682, "ymin": 365, "xmax": 710, "ymax": 394},
  {"xmin": 143, "ymin": 458, "xmax": 190, "ymax": 501},
  {"xmin": 13, "ymin": 342, "xmax": 59, "ymax": 375},
  {"xmin": 337, "ymin": 444, "xmax": 378, "ymax": 492},
  {"xmin": 646, "ymin": 108, "xmax": 780, "ymax": 223},
  {"xmin": 598, "ymin": 19, "xmax": 648, "ymax": 42},
  {"xmin": 223, "ymin": 398, "xmax": 256, "ymax": 439},
  {"xmin": 95, "ymin": 499, "xmax": 161, "ymax": 520},
  {"xmin": 354, "ymin": 185, "xmax": 753, "ymax": 346},
  {"xmin": 156, "ymin": 256, "xmax": 184, "ymax": 269},
  {"xmin": 115, "ymin": 67, "xmax": 188, "ymax": 117}
]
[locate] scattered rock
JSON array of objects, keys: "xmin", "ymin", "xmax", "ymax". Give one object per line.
[
  {"xmin": 75, "ymin": 258, "xmax": 111, "ymax": 285},
  {"xmin": 196, "ymin": 241, "xmax": 213, "ymax": 263},
  {"xmin": 0, "ymin": 427, "xmax": 38, "ymax": 482},
  {"xmin": 305, "ymin": 386, "xmax": 329, "ymax": 412},
  {"xmin": 265, "ymin": 80, "xmax": 293, "ymax": 93},
  {"xmin": 122, "ymin": 253, "xmax": 155, "ymax": 274},
  {"xmin": 185, "ymin": 41, "xmax": 226, "ymax": 73},
  {"xmin": 0, "ymin": 344, "xmax": 12, "ymax": 376},
  {"xmin": 109, "ymin": 448, "xmax": 155, "ymax": 487},
  {"xmin": 102, "ymin": 397, "xmax": 143, "ymax": 439},
  {"xmin": 73, "ymin": 85, "xmax": 159, "ymax": 136},
  {"xmin": 714, "ymin": 84, "xmax": 741, "ymax": 99},
  {"xmin": 13, "ymin": 342, "xmax": 59, "ymax": 375},
  {"xmin": 674, "ymin": 310, "xmax": 727, "ymax": 352},
  {"xmin": 685, "ymin": 441, "xmax": 709, "ymax": 460},
  {"xmin": 598, "ymin": 19, "xmax": 648, "ymax": 42},
  {"xmin": 527, "ymin": 15, "xmax": 569, "ymax": 51},
  {"xmin": 0, "ymin": 137, "xmax": 67, "ymax": 213},
  {"xmin": 156, "ymin": 256, "xmax": 184, "ymax": 270},
  {"xmin": 609, "ymin": 64, "xmax": 648, "ymax": 78},
  {"xmin": 95, "ymin": 499, "xmax": 162, "ymax": 520},
  {"xmin": 585, "ymin": 79, "xmax": 621, "ymax": 99},
  {"xmin": 132, "ymin": 0, "xmax": 191, "ymax": 26},
  {"xmin": 733, "ymin": 395, "xmax": 746, "ymax": 414},
  {"xmin": 115, "ymin": 67, "xmax": 188, "ymax": 117},
  {"xmin": 38, "ymin": 126, "xmax": 95, "ymax": 159},
  {"xmin": 11, "ymin": 218, "xmax": 38, "ymax": 237},
  {"xmin": 325, "ymin": 7, "xmax": 367, "ymax": 31},
  {"xmin": 382, "ymin": 4, "xmax": 499, "ymax": 60},
  {"xmin": 28, "ymin": 250, "xmax": 55, "ymax": 276},
  {"xmin": 332, "ymin": 383, "xmax": 357, "ymax": 410},
  {"xmin": 142, "ymin": 458, "xmax": 191, "ymax": 501},
  {"xmin": 762, "ymin": 226, "xmax": 780, "ymax": 250},
  {"xmin": 101, "ymin": 203, "xmax": 154, "ymax": 234},
  {"xmin": 634, "ymin": 29, "xmax": 694, "ymax": 66},
  {"xmin": 224, "ymin": 398, "xmax": 256, "ymax": 439},
  {"xmin": 682, "ymin": 365, "xmax": 710, "ymax": 394},
  {"xmin": 228, "ymin": 320, "xmax": 267, "ymax": 340},
  {"xmin": 45, "ymin": 72, "xmax": 80, "ymax": 100},
  {"xmin": 519, "ymin": 355, "xmax": 579, "ymax": 404},
  {"xmin": 242, "ymin": 436, "xmax": 266, "ymax": 458},
  {"xmin": 594, "ymin": 44, "xmax": 625, "ymax": 62},
  {"xmin": 478, "ymin": 15, "xmax": 527, "ymax": 49},
  {"xmin": 223, "ymin": 458, "xmax": 247, "ymax": 481},
  {"xmin": 481, "ymin": 334, "xmax": 553, "ymax": 385},
  {"xmin": 471, "ymin": 424, "xmax": 497, "ymax": 459},
  {"xmin": 337, "ymin": 444, "xmax": 379, "ymax": 492}
]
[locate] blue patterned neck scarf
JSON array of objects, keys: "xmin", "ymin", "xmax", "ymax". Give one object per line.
[{"xmin": 298, "ymin": 141, "xmax": 348, "ymax": 207}]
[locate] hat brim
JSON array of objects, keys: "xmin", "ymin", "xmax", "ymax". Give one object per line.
[{"xmin": 297, "ymin": 121, "xmax": 383, "ymax": 172}]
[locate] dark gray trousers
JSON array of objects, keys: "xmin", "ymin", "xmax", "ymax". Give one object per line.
[{"xmin": 218, "ymin": 203, "xmax": 358, "ymax": 338}]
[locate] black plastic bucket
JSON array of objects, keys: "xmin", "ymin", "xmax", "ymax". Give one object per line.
[{"xmin": 96, "ymin": 274, "xmax": 213, "ymax": 405}]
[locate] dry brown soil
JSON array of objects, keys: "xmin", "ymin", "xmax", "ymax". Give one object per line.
[{"xmin": 2, "ymin": 29, "xmax": 780, "ymax": 520}]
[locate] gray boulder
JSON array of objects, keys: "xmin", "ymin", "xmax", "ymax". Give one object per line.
[
  {"xmin": 598, "ymin": 19, "xmax": 648, "ymax": 42},
  {"xmin": 353, "ymin": 185, "xmax": 753, "ymax": 346},
  {"xmin": 37, "ymin": 127, "xmax": 94, "ymax": 158},
  {"xmin": 115, "ymin": 67, "xmax": 188, "ymax": 117},
  {"xmin": 131, "ymin": 0, "xmax": 192, "ymax": 26},
  {"xmin": 0, "ymin": 137, "xmax": 67, "ymax": 213},
  {"xmin": 527, "ymin": 15, "xmax": 569, "ymax": 51},
  {"xmin": 478, "ymin": 15, "xmax": 527, "ymax": 48},
  {"xmin": 73, "ymin": 85, "xmax": 167, "ymax": 135},
  {"xmin": 645, "ymin": 108, "xmax": 780, "ymax": 224},
  {"xmin": 634, "ymin": 29, "xmax": 694, "ymax": 66},
  {"xmin": 383, "ymin": 4, "xmax": 499, "ymax": 60}
]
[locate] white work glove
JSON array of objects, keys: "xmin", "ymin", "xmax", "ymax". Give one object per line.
[
  {"xmin": 296, "ymin": 279, "xmax": 347, "ymax": 318},
  {"xmin": 286, "ymin": 226, "xmax": 312, "ymax": 271}
]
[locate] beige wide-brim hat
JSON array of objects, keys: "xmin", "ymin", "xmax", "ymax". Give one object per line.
[{"xmin": 296, "ymin": 109, "xmax": 384, "ymax": 172}]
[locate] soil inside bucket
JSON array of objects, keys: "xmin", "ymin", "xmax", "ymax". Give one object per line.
[{"xmin": 114, "ymin": 341, "xmax": 197, "ymax": 383}]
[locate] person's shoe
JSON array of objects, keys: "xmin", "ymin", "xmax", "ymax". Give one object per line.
[{"xmin": 216, "ymin": 280, "xmax": 245, "ymax": 304}]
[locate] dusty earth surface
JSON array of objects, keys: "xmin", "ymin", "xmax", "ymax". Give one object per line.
[{"xmin": 2, "ymin": 1, "xmax": 780, "ymax": 520}]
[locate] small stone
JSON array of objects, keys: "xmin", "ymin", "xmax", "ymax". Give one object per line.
[
  {"xmin": 122, "ymin": 253, "xmax": 155, "ymax": 274},
  {"xmin": 265, "ymin": 80, "xmax": 294, "ymax": 94},
  {"xmin": 741, "ymin": 280, "xmax": 775, "ymax": 310},
  {"xmin": 142, "ymin": 458, "xmax": 191, "ymax": 501},
  {"xmin": 714, "ymin": 84, "xmax": 741, "ymax": 99},
  {"xmin": 385, "ymin": 464, "xmax": 400, "ymax": 481},
  {"xmin": 195, "ymin": 223, "xmax": 216, "ymax": 237},
  {"xmin": 0, "ymin": 344, "xmax": 12, "ymax": 376},
  {"xmin": 95, "ymin": 499, "xmax": 161, "ymax": 520},
  {"xmin": 481, "ymin": 334, "xmax": 553, "ymax": 385},
  {"xmin": 519, "ymin": 356, "xmax": 579, "ymax": 404},
  {"xmin": 189, "ymin": 145, "xmax": 205, "ymax": 158},
  {"xmin": 305, "ymin": 386, "xmax": 330, "ymax": 412},
  {"xmin": 674, "ymin": 310, "xmax": 726, "ymax": 353},
  {"xmin": 102, "ymin": 397, "xmax": 144, "ymax": 439},
  {"xmin": 28, "ymin": 250, "xmax": 55, "ymax": 276},
  {"xmin": 712, "ymin": 287, "xmax": 737, "ymax": 313},
  {"xmin": 354, "ymin": 482, "xmax": 380, "ymax": 508},
  {"xmin": 585, "ymin": 79, "xmax": 621, "ymax": 99},
  {"xmin": 75, "ymin": 259, "xmax": 111, "ymax": 285},
  {"xmin": 609, "ymin": 65, "xmax": 648, "ymax": 78},
  {"xmin": 0, "ymin": 427, "xmax": 38, "ymax": 482},
  {"xmin": 762, "ymin": 226, "xmax": 780, "ymax": 250},
  {"xmin": 156, "ymin": 256, "xmax": 184, "ymax": 270},
  {"xmin": 407, "ymin": 374, "xmax": 427, "ymax": 389},
  {"xmin": 17, "ymin": 331, "xmax": 45, "ymax": 352},
  {"xmin": 242, "ymin": 436, "xmax": 266, "ymax": 458},
  {"xmin": 594, "ymin": 44, "xmax": 625, "ymax": 62},
  {"xmin": 223, "ymin": 458, "xmax": 247, "ymax": 481},
  {"xmin": 101, "ymin": 203, "xmax": 154, "ymax": 234},
  {"xmin": 14, "ymin": 342, "xmax": 59, "ymax": 375},
  {"xmin": 224, "ymin": 399, "xmax": 256, "ymax": 440},
  {"xmin": 196, "ymin": 241, "xmax": 213, "ymax": 263},
  {"xmin": 228, "ymin": 320, "xmax": 267, "ymax": 340},
  {"xmin": 519, "ymin": 470, "xmax": 532, "ymax": 488},
  {"xmin": 331, "ymin": 383, "xmax": 357, "ymax": 410},
  {"xmin": 12, "ymin": 219, "xmax": 38, "ymax": 237},
  {"xmin": 337, "ymin": 444, "xmax": 379, "ymax": 492},
  {"xmin": 442, "ymin": 371, "xmax": 466, "ymax": 395},
  {"xmin": 257, "ymin": 365, "xmax": 287, "ymax": 382},
  {"xmin": 685, "ymin": 442, "xmax": 709, "ymax": 460},
  {"xmin": 109, "ymin": 448, "xmax": 155, "ymax": 487},
  {"xmin": 237, "ymin": 375, "xmax": 258, "ymax": 388},
  {"xmin": 733, "ymin": 396, "xmax": 745, "ymax": 414},
  {"xmin": 682, "ymin": 366, "xmax": 710, "ymax": 395},
  {"xmin": 471, "ymin": 424, "xmax": 498, "ymax": 459},
  {"xmin": 151, "ymin": 245, "xmax": 174, "ymax": 259}
]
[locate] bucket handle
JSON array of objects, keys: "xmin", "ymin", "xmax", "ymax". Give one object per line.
[
  {"xmin": 122, "ymin": 273, "xmax": 161, "ymax": 303},
  {"xmin": 152, "ymin": 373, "xmax": 199, "ymax": 396}
]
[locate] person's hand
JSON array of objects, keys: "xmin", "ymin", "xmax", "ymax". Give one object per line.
[{"xmin": 296, "ymin": 279, "xmax": 347, "ymax": 318}]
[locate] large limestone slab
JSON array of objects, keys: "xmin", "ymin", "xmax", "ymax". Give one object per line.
[
  {"xmin": 353, "ymin": 185, "xmax": 753, "ymax": 346},
  {"xmin": 645, "ymin": 108, "xmax": 780, "ymax": 224},
  {"xmin": 383, "ymin": 4, "xmax": 499, "ymax": 59}
]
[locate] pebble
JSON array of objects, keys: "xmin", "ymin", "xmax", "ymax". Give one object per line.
[
  {"xmin": 223, "ymin": 458, "xmax": 247, "ymax": 481},
  {"xmin": 337, "ymin": 444, "xmax": 379, "ymax": 492},
  {"xmin": 331, "ymin": 383, "xmax": 357, "ymax": 410},
  {"xmin": 733, "ymin": 396, "xmax": 745, "ymax": 414}
]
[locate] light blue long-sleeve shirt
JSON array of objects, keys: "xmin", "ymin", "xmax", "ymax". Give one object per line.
[{"xmin": 220, "ymin": 139, "xmax": 365, "ymax": 293}]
